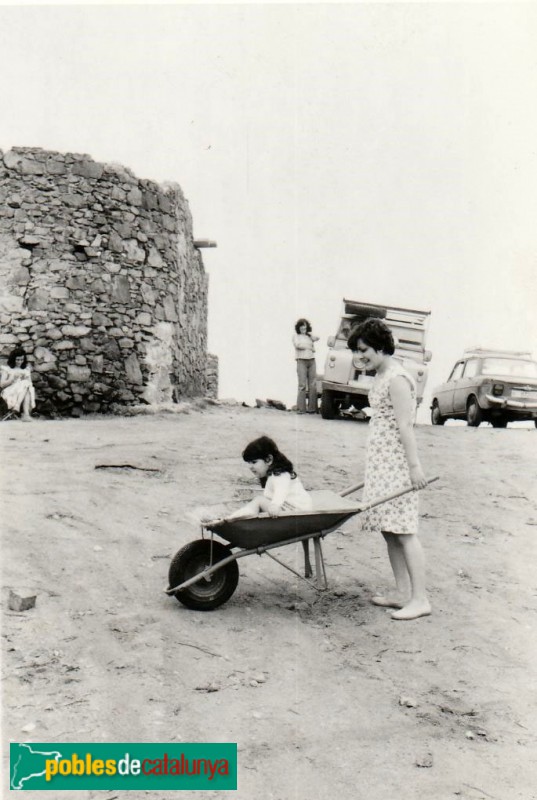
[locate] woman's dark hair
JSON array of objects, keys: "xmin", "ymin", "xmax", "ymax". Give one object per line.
[
  {"xmin": 242, "ymin": 436, "xmax": 296, "ymax": 487},
  {"xmin": 347, "ymin": 317, "xmax": 395, "ymax": 355},
  {"xmin": 294, "ymin": 318, "xmax": 312, "ymax": 334},
  {"xmin": 7, "ymin": 347, "xmax": 28, "ymax": 369}
]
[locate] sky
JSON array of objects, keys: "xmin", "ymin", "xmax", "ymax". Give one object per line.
[{"xmin": 1, "ymin": 2, "xmax": 536, "ymax": 421}]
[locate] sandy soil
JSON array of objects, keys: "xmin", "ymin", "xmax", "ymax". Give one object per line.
[{"xmin": 1, "ymin": 404, "xmax": 536, "ymax": 800}]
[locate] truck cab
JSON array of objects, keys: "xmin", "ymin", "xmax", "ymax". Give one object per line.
[{"xmin": 320, "ymin": 299, "xmax": 432, "ymax": 419}]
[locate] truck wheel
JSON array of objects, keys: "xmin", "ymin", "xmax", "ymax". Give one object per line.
[
  {"xmin": 320, "ymin": 390, "xmax": 337, "ymax": 420},
  {"xmin": 430, "ymin": 401, "xmax": 445, "ymax": 426},
  {"xmin": 168, "ymin": 539, "xmax": 239, "ymax": 611},
  {"xmin": 491, "ymin": 418, "xmax": 508, "ymax": 428},
  {"xmin": 466, "ymin": 396, "xmax": 482, "ymax": 427}
]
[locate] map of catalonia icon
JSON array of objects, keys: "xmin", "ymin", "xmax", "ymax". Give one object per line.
[{"xmin": 10, "ymin": 743, "xmax": 63, "ymax": 790}]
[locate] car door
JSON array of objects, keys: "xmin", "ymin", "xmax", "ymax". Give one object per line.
[
  {"xmin": 453, "ymin": 358, "xmax": 480, "ymax": 414},
  {"xmin": 453, "ymin": 358, "xmax": 479, "ymax": 415},
  {"xmin": 437, "ymin": 361, "xmax": 465, "ymax": 415}
]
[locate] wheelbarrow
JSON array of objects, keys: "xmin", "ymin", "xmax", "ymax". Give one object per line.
[{"xmin": 165, "ymin": 476, "xmax": 438, "ymax": 611}]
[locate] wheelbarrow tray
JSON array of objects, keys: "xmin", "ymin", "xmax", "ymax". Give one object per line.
[{"xmin": 205, "ymin": 490, "xmax": 362, "ymax": 549}]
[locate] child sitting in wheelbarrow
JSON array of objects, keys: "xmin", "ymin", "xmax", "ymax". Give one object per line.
[{"xmin": 199, "ymin": 436, "xmax": 315, "ymax": 576}]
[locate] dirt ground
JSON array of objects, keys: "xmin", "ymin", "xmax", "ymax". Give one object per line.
[{"xmin": 1, "ymin": 404, "xmax": 536, "ymax": 800}]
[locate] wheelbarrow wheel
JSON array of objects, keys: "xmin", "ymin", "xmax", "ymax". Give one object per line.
[{"xmin": 168, "ymin": 539, "xmax": 239, "ymax": 611}]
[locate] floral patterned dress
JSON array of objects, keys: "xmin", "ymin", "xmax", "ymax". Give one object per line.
[{"xmin": 361, "ymin": 361, "xmax": 418, "ymax": 534}]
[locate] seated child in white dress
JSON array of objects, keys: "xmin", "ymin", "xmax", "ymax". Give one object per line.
[
  {"xmin": 226, "ymin": 436, "xmax": 314, "ymax": 577},
  {"xmin": 226, "ymin": 436, "xmax": 312, "ymax": 519},
  {"xmin": 195, "ymin": 436, "xmax": 314, "ymax": 575}
]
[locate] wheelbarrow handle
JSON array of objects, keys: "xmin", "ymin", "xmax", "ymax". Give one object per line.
[
  {"xmin": 340, "ymin": 475, "xmax": 438, "ymax": 499},
  {"xmin": 359, "ymin": 475, "xmax": 439, "ymax": 512},
  {"xmin": 340, "ymin": 481, "xmax": 365, "ymax": 497}
]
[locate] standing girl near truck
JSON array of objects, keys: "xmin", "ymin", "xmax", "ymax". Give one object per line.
[
  {"xmin": 293, "ymin": 318, "xmax": 319, "ymax": 414},
  {"xmin": 347, "ymin": 318, "xmax": 431, "ymax": 620}
]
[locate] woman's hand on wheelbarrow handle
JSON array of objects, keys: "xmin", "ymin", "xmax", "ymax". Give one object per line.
[
  {"xmin": 413, "ymin": 474, "xmax": 439, "ymax": 491},
  {"xmin": 410, "ymin": 465, "xmax": 427, "ymax": 490}
]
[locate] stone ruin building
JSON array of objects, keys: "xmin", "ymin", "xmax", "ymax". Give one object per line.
[{"xmin": 0, "ymin": 147, "xmax": 217, "ymax": 416}]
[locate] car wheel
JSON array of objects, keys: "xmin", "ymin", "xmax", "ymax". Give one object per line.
[
  {"xmin": 466, "ymin": 396, "xmax": 482, "ymax": 427},
  {"xmin": 431, "ymin": 400, "xmax": 445, "ymax": 426},
  {"xmin": 491, "ymin": 418, "xmax": 508, "ymax": 428},
  {"xmin": 320, "ymin": 390, "xmax": 337, "ymax": 420}
]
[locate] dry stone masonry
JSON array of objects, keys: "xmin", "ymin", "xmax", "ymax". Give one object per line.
[
  {"xmin": 0, "ymin": 147, "xmax": 217, "ymax": 416},
  {"xmin": 205, "ymin": 353, "xmax": 219, "ymax": 401}
]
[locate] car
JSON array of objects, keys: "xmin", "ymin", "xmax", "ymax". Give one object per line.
[
  {"xmin": 430, "ymin": 348, "xmax": 537, "ymax": 428},
  {"xmin": 319, "ymin": 299, "xmax": 432, "ymax": 419}
]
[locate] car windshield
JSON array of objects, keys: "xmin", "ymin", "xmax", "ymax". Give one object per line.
[{"xmin": 481, "ymin": 358, "xmax": 537, "ymax": 378}]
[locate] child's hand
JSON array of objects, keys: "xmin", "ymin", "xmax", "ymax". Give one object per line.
[
  {"xmin": 267, "ymin": 502, "xmax": 282, "ymax": 517},
  {"xmin": 200, "ymin": 512, "xmax": 226, "ymax": 524},
  {"xmin": 187, "ymin": 507, "xmax": 225, "ymax": 526}
]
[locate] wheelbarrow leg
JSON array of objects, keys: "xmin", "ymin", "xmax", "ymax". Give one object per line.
[
  {"xmin": 302, "ymin": 539, "xmax": 313, "ymax": 578},
  {"xmin": 313, "ymin": 536, "xmax": 328, "ymax": 591}
]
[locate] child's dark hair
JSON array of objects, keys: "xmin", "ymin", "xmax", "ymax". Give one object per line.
[
  {"xmin": 7, "ymin": 347, "xmax": 28, "ymax": 369},
  {"xmin": 242, "ymin": 436, "xmax": 296, "ymax": 487},
  {"xmin": 294, "ymin": 318, "xmax": 312, "ymax": 334},
  {"xmin": 347, "ymin": 317, "xmax": 395, "ymax": 355}
]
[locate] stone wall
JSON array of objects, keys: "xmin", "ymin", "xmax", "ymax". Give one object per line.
[
  {"xmin": 0, "ymin": 147, "xmax": 215, "ymax": 415},
  {"xmin": 205, "ymin": 353, "xmax": 218, "ymax": 399}
]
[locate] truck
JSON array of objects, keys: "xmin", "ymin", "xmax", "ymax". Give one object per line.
[{"xmin": 319, "ymin": 299, "xmax": 432, "ymax": 420}]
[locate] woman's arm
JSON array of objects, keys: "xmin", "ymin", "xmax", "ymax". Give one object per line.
[
  {"xmin": 0, "ymin": 368, "xmax": 15, "ymax": 390},
  {"xmin": 389, "ymin": 375, "xmax": 427, "ymax": 489},
  {"xmin": 293, "ymin": 333, "xmax": 318, "ymax": 350}
]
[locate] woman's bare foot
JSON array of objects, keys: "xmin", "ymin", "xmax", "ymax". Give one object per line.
[
  {"xmin": 21, "ymin": 415, "xmax": 33, "ymax": 423},
  {"xmin": 391, "ymin": 599, "xmax": 432, "ymax": 620},
  {"xmin": 371, "ymin": 595, "xmax": 406, "ymax": 609}
]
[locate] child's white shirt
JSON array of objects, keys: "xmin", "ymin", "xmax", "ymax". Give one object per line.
[{"xmin": 263, "ymin": 473, "xmax": 312, "ymax": 511}]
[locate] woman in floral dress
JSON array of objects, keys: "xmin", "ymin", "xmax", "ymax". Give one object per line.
[{"xmin": 347, "ymin": 318, "xmax": 431, "ymax": 620}]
